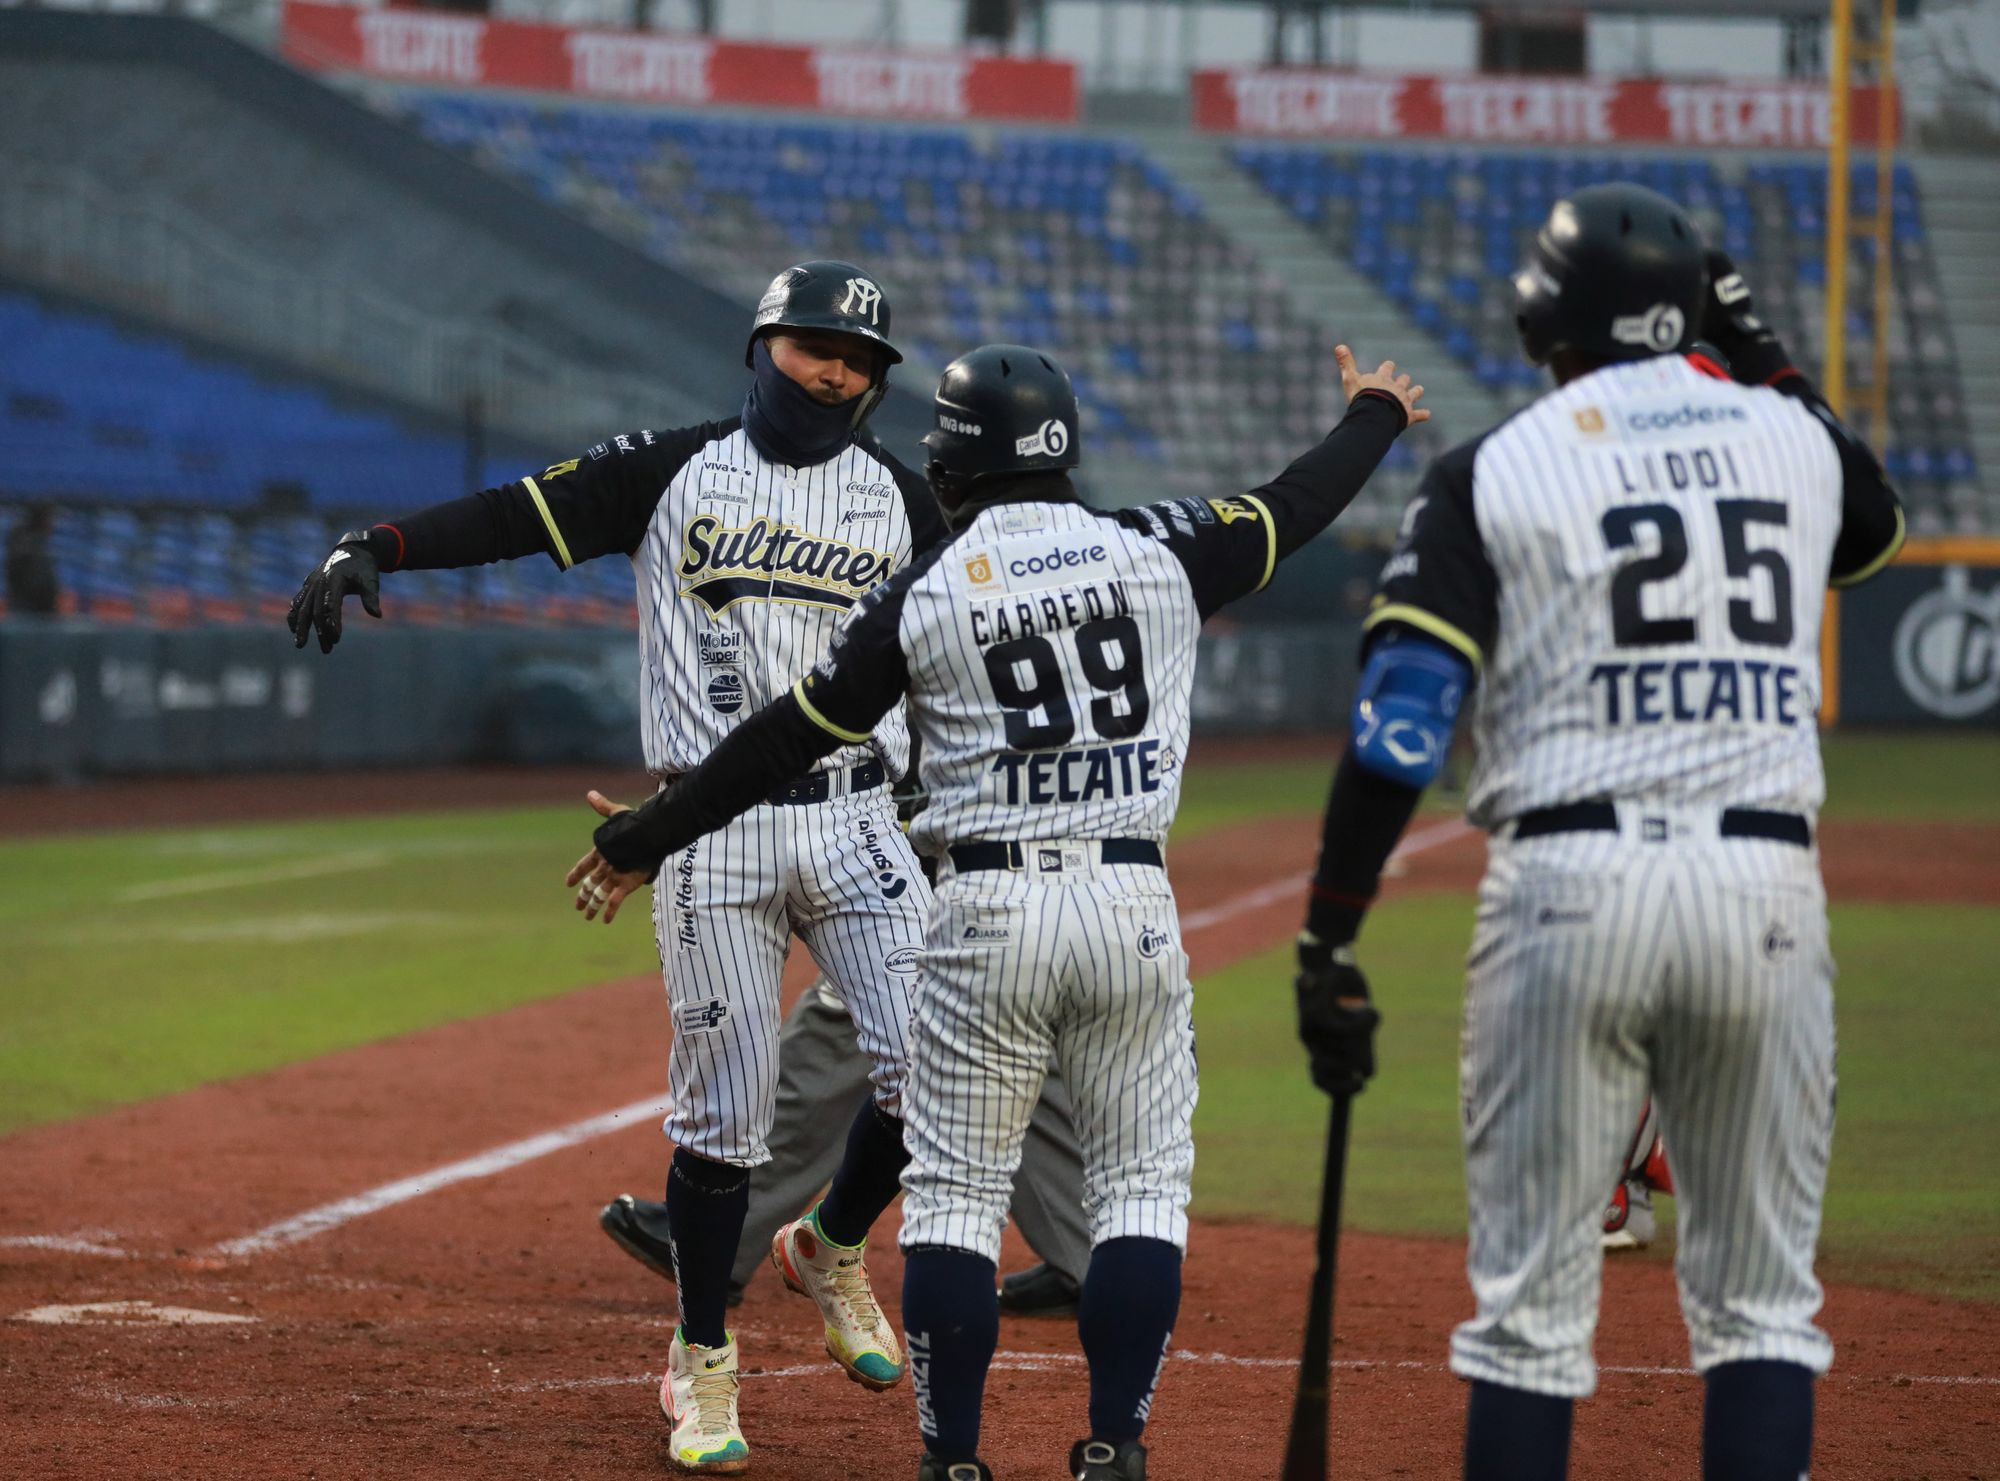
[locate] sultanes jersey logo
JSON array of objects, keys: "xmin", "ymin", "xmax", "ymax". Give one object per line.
[
  {"xmin": 677, "ymin": 515, "xmax": 894, "ymax": 615},
  {"xmin": 964, "ymin": 553, "xmax": 996, "ymax": 587}
]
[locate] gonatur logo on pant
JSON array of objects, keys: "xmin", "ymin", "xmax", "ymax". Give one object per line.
[
  {"xmin": 1136, "ymin": 925, "xmax": 1170, "ymax": 960},
  {"xmin": 674, "ymin": 998, "xmax": 731, "ymax": 1034}
]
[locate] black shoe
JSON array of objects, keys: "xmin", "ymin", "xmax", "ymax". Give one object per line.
[
  {"xmin": 916, "ymin": 1456, "xmax": 993, "ymax": 1481},
  {"xmin": 597, "ymin": 1195, "xmax": 745, "ymax": 1306},
  {"xmin": 997, "ymin": 1262, "xmax": 1081, "ymax": 1317},
  {"xmin": 1068, "ymin": 1438, "xmax": 1145, "ymax": 1480}
]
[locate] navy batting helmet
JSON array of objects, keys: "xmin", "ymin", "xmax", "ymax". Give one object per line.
[
  {"xmin": 1514, "ymin": 184, "xmax": 1707, "ymax": 367},
  {"xmin": 921, "ymin": 344, "xmax": 1080, "ymax": 524},
  {"xmin": 746, "ymin": 260, "xmax": 902, "ymax": 368}
]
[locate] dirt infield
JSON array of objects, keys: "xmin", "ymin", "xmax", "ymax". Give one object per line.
[{"xmin": 2, "ymin": 809, "xmax": 1995, "ymax": 1480}]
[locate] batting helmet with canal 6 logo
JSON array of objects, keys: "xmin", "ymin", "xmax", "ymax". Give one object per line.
[
  {"xmin": 921, "ymin": 343, "xmax": 1081, "ymax": 527},
  {"xmin": 1514, "ymin": 183, "xmax": 1708, "ymax": 368}
]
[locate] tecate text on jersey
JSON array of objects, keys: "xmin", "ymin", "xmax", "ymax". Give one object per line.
[
  {"xmin": 989, "ymin": 737, "xmax": 1166, "ymax": 805},
  {"xmin": 1588, "ymin": 656, "xmax": 1808, "ymax": 728}
]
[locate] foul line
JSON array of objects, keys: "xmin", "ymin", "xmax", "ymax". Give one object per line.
[
  {"xmin": 202, "ymin": 817, "xmax": 1479, "ymax": 1260},
  {"xmin": 117, "ymin": 851, "xmax": 392, "ymax": 903},
  {"xmin": 488, "ymin": 1347, "xmax": 1999, "ymax": 1394},
  {"xmin": 209, "ymin": 1095, "xmax": 671, "ymax": 1258},
  {"xmin": 1179, "ymin": 816, "xmax": 1475, "ymax": 934}
]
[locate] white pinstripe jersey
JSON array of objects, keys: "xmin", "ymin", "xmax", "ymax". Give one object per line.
[
  {"xmin": 1368, "ymin": 356, "xmax": 1895, "ymax": 827},
  {"xmin": 514, "ymin": 419, "xmax": 942, "ymax": 777},
  {"xmin": 794, "ymin": 491, "xmax": 1281, "ymax": 854}
]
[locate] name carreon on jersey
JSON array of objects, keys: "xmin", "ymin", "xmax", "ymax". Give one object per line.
[{"xmin": 898, "ymin": 499, "xmax": 1201, "ymax": 854}]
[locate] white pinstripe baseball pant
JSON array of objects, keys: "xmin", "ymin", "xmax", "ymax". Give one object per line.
[
  {"xmin": 653, "ymin": 784, "xmax": 932, "ymax": 1166},
  {"xmin": 899, "ymin": 856, "xmax": 1198, "ymax": 1264},
  {"xmin": 1451, "ymin": 807, "xmax": 1836, "ymax": 1397}
]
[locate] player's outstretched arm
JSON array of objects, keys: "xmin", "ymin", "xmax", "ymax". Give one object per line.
[
  {"xmin": 1118, "ymin": 345, "xmax": 1426, "ymax": 623},
  {"xmin": 286, "ymin": 431, "xmax": 692, "ymax": 652},
  {"xmin": 566, "ymin": 556, "xmax": 926, "ymax": 917},
  {"xmin": 1251, "ymin": 345, "xmax": 1427, "ymax": 562}
]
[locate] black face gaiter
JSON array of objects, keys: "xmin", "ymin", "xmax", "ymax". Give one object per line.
[{"xmin": 741, "ymin": 338, "xmax": 860, "ymax": 468}]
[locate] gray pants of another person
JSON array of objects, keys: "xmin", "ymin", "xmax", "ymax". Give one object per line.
[{"xmin": 603, "ymin": 979, "xmax": 1092, "ymax": 1301}]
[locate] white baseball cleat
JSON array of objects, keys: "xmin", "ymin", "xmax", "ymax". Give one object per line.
[
  {"xmin": 660, "ymin": 1329, "xmax": 749, "ymax": 1473},
  {"xmin": 770, "ymin": 1212, "xmax": 906, "ymax": 1390},
  {"xmin": 1602, "ymin": 1179, "xmax": 1657, "ymax": 1251}
]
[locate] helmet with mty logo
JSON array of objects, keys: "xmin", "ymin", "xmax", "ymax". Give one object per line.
[
  {"xmin": 921, "ymin": 343, "xmax": 1080, "ymax": 527},
  {"xmin": 1515, "ymin": 184, "xmax": 1707, "ymax": 367},
  {"xmin": 747, "ymin": 260, "xmax": 902, "ymax": 367}
]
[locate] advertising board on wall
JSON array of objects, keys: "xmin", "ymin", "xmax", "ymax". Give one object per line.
[
  {"xmin": 281, "ymin": 1, "xmax": 1079, "ymax": 123},
  {"xmin": 1193, "ymin": 68, "xmax": 1893, "ymax": 149}
]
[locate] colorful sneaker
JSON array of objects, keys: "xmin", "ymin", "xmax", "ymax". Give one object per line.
[
  {"xmin": 1069, "ymin": 1437, "xmax": 1147, "ymax": 1480},
  {"xmin": 1602, "ymin": 1179, "xmax": 1656, "ymax": 1252},
  {"xmin": 770, "ymin": 1210, "xmax": 905, "ymax": 1390},
  {"xmin": 659, "ymin": 1329, "xmax": 749, "ymax": 1473}
]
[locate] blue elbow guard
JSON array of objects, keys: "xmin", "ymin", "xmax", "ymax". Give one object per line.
[{"xmin": 1350, "ymin": 634, "xmax": 1472, "ymax": 788}]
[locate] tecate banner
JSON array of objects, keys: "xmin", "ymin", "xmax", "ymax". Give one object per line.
[
  {"xmin": 282, "ymin": 1, "xmax": 1079, "ymax": 123},
  {"xmin": 1193, "ymin": 69, "xmax": 1894, "ymax": 149}
]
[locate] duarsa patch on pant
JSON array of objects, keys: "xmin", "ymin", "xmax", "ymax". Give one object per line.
[{"xmin": 674, "ymin": 998, "xmax": 731, "ymax": 1034}]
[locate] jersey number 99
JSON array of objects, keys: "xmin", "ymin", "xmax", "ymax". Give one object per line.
[{"xmin": 984, "ymin": 617, "xmax": 1151, "ymax": 748}]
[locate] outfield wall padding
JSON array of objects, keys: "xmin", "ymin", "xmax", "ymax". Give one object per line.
[{"xmin": 0, "ymin": 620, "xmax": 1358, "ymax": 783}]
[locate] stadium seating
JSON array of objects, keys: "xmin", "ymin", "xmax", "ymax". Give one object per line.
[
  {"xmin": 402, "ymin": 95, "xmax": 1444, "ymax": 517},
  {"xmin": 1233, "ymin": 145, "xmax": 1984, "ymax": 531},
  {"xmin": 0, "ymin": 292, "xmax": 643, "ymax": 623}
]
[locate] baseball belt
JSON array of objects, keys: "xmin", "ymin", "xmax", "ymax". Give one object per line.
[
  {"xmin": 947, "ymin": 838, "xmax": 1163, "ymax": 873},
  {"xmin": 1512, "ymin": 801, "xmax": 1810, "ymax": 848}
]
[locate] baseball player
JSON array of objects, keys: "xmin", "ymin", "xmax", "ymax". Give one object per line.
[
  {"xmin": 1293, "ymin": 185, "xmax": 1904, "ymax": 1480},
  {"xmin": 567, "ymin": 340, "xmax": 1427, "ymax": 1480},
  {"xmin": 599, "ymin": 974, "xmax": 1093, "ymax": 1314},
  {"xmin": 288, "ymin": 260, "xmax": 948, "ymax": 1472},
  {"xmin": 1603, "ymin": 1099, "xmax": 1673, "ymax": 1252}
]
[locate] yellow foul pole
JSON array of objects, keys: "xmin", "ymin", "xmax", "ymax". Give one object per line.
[{"xmin": 1820, "ymin": 0, "xmax": 1855, "ymax": 725}]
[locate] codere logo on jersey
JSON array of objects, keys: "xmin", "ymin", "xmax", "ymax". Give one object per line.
[{"xmin": 677, "ymin": 515, "xmax": 894, "ymax": 615}]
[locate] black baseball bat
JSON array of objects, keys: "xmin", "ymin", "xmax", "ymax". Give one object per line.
[{"xmin": 1279, "ymin": 1090, "xmax": 1355, "ymax": 1481}]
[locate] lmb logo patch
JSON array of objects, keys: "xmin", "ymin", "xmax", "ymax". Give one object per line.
[{"xmin": 675, "ymin": 998, "xmax": 731, "ymax": 1034}]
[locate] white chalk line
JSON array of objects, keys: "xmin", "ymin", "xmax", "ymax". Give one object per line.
[
  {"xmin": 208, "ymin": 1095, "xmax": 672, "ymax": 1257},
  {"xmin": 185, "ymin": 821, "xmax": 1476, "ymax": 1261},
  {"xmin": 116, "ymin": 850, "xmax": 393, "ymax": 902},
  {"xmin": 0, "ymin": 1233, "xmax": 139, "ymax": 1259},
  {"xmin": 451, "ymin": 1349, "xmax": 2000, "ymax": 1395},
  {"xmin": 1178, "ymin": 816, "xmax": 1475, "ymax": 935}
]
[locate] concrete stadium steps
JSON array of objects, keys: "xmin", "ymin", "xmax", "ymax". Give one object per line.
[
  {"xmin": 1130, "ymin": 126, "xmax": 1503, "ymax": 452},
  {"xmin": 1912, "ymin": 155, "xmax": 2000, "ymax": 503}
]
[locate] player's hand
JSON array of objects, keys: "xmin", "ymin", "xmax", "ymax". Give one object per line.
[
  {"xmin": 1295, "ymin": 931, "xmax": 1381, "ymax": 1098},
  {"xmin": 566, "ymin": 790, "xmax": 652, "ymax": 923},
  {"xmin": 287, "ymin": 530, "xmax": 382, "ymax": 654},
  {"xmin": 1698, "ymin": 250, "xmax": 1788, "ymax": 380},
  {"xmin": 1337, "ymin": 344, "xmax": 1430, "ymax": 426}
]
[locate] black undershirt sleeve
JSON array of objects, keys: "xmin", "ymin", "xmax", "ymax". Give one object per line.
[
  {"xmin": 593, "ymin": 693, "xmax": 847, "ymax": 876},
  {"xmin": 592, "ymin": 551, "xmax": 930, "ymax": 878},
  {"xmin": 352, "ymin": 425, "xmax": 711, "ymax": 573},
  {"xmin": 1303, "ymin": 750, "xmax": 1426, "ymax": 946},
  {"xmin": 1765, "ymin": 377, "xmax": 1906, "ymax": 587},
  {"xmin": 1113, "ymin": 389, "xmax": 1408, "ymax": 619}
]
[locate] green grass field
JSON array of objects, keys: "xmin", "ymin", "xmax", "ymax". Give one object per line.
[{"xmin": 0, "ymin": 729, "xmax": 1993, "ymax": 1299}]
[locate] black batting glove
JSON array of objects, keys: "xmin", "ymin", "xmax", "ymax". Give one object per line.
[
  {"xmin": 590, "ymin": 789, "xmax": 683, "ymax": 881},
  {"xmin": 1295, "ymin": 931, "xmax": 1381, "ymax": 1099},
  {"xmin": 1699, "ymin": 250, "xmax": 1792, "ymax": 386},
  {"xmin": 288, "ymin": 530, "xmax": 383, "ymax": 654}
]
